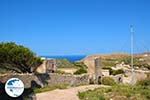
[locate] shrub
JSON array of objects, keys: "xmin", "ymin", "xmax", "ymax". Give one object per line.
[
  {"xmin": 73, "ymin": 68, "xmax": 87, "ymax": 75},
  {"xmin": 145, "ymin": 64, "xmax": 150, "ymax": 70},
  {"xmin": 103, "ymin": 67, "xmax": 124, "ymax": 76},
  {"xmin": 136, "ymin": 78, "xmax": 150, "ymax": 86},
  {"xmin": 110, "ymin": 69, "xmax": 124, "ymax": 75},
  {"xmin": 73, "ymin": 62, "xmax": 87, "ymax": 69},
  {"xmin": 146, "ymin": 92, "xmax": 150, "ymax": 99},
  {"xmin": 78, "ymin": 92, "xmax": 86, "ymax": 99},
  {"xmin": 56, "ymin": 70, "xmax": 66, "ymax": 74},
  {"xmin": 98, "ymin": 95, "xmax": 105, "ymax": 100},
  {"xmin": 102, "ymin": 76, "xmax": 116, "ymax": 86}
]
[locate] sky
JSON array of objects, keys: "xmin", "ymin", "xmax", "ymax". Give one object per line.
[{"xmin": 0, "ymin": 0, "xmax": 150, "ymax": 56}]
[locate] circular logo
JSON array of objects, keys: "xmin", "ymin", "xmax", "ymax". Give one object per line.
[{"xmin": 5, "ymin": 78, "xmax": 24, "ymax": 97}]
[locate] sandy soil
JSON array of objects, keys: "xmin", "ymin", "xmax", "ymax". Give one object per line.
[{"xmin": 36, "ymin": 85, "xmax": 107, "ymax": 100}]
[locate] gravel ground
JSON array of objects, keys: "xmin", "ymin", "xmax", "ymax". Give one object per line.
[{"xmin": 36, "ymin": 85, "xmax": 107, "ymax": 100}]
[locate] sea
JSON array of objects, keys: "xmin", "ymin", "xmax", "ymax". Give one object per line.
[{"xmin": 40, "ymin": 55, "xmax": 86, "ymax": 62}]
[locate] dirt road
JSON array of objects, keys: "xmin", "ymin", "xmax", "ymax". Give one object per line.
[{"xmin": 36, "ymin": 85, "xmax": 107, "ymax": 100}]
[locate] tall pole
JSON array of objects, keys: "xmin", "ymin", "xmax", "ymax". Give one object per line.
[{"xmin": 130, "ymin": 25, "xmax": 134, "ymax": 84}]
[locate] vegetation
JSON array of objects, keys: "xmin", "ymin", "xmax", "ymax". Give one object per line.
[
  {"xmin": 73, "ymin": 62, "xmax": 87, "ymax": 75},
  {"xmin": 103, "ymin": 67, "xmax": 124, "ymax": 75},
  {"xmin": 56, "ymin": 60, "xmax": 87, "ymax": 75},
  {"xmin": 110, "ymin": 69, "xmax": 124, "ymax": 75},
  {"xmin": 78, "ymin": 84, "xmax": 150, "ymax": 100},
  {"xmin": 102, "ymin": 76, "xmax": 116, "ymax": 86},
  {"xmin": 78, "ymin": 78, "xmax": 150, "ymax": 100},
  {"xmin": 0, "ymin": 68, "xmax": 8, "ymax": 75},
  {"xmin": 73, "ymin": 62, "xmax": 87, "ymax": 69},
  {"xmin": 74, "ymin": 68, "xmax": 87, "ymax": 75},
  {"xmin": 101, "ymin": 60, "xmax": 116, "ymax": 67},
  {"xmin": 22, "ymin": 88, "xmax": 36, "ymax": 100},
  {"xmin": 56, "ymin": 59, "xmax": 76, "ymax": 68},
  {"xmin": 55, "ymin": 70, "xmax": 67, "ymax": 74},
  {"xmin": 144, "ymin": 64, "xmax": 150, "ymax": 70},
  {"xmin": 117, "ymin": 56, "xmax": 131, "ymax": 64},
  {"xmin": 136, "ymin": 78, "xmax": 150, "ymax": 86},
  {"xmin": 99, "ymin": 54, "xmax": 150, "ymax": 71},
  {"xmin": 0, "ymin": 42, "xmax": 43, "ymax": 73},
  {"xmin": 33, "ymin": 84, "xmax": 67, "ymax": 93},
  {"xmin": 56, "ymin": 60, "xmax": 87, "ymax": 68},
  {"xmin": 118, "ymin": 56, "xmax": 150, "ymax": 70}
]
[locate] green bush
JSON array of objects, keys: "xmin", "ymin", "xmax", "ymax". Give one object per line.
[
  {"xmin": 78, "ymin": 92, "xmax": 86, "ymax": 99},
  {"xmin": 73, "ymin": 62, "xmax": 87, "ymax": 69},
  {"xmin": 103, "ymin": 67, "xmax": 124, "ymax": 76},
  {"xmin": 146, "ymin": 92, "xmax": 150, "ymax": 99},
  {"xmin": 98, "ymin": 95, "xmax": 105, "ymax": 100},
  {"xmin": 136, "ymin": 78, "xmax": 150, "ymax": 86},
  {"xmin": 102, "ymin": 76, "xmax": 116, "ymax": 86},
  {"xmin": 56, "ymin": 70, "xmax": 66, "ymax": 74},
  {"xmin": 111, "ymin": 69, "xmax": 124, "ymax": 75},
  {"xmin": 145, "ymin": 64, "xmax": 150, "ymax": 70},
  {"xmin": 74, "ymin": 68, "xmax": 87, "ymax": 75}
]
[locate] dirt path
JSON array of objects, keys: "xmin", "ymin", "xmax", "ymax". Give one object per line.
[{"xmin": 36, "ymin": 85, "xmax": 107, "ymax": 100}]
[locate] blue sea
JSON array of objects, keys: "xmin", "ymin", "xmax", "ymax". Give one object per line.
[{"xmin": 41, "ymin": 55, "xmax": 86, "ymax": 62}]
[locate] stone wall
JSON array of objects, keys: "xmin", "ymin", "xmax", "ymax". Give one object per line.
[
  {"xmin": 0, "ymin": 73, "xmax": 89, "ymax": 88},
  {"xmin": 50, "ymin": 73, "xmax": 89, "ymax": 85},
  {"xmin": 111, "ymin": 74, "xmax": 123, "ymax": 83},
  {"xmin": 0, "ymin": 73, "xmax": 43, "ymax": 88}
]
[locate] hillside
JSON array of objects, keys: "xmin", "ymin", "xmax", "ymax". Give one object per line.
[{"xmin": 80, "ymin": 52, "xmax": 150, "ymax": 75}]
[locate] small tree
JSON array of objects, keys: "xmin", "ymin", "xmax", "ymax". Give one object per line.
[{"xmin": 0, "ymin": 42, "xmax": 43, "ymax": 73}]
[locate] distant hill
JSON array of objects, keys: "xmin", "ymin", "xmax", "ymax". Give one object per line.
[{"xmin": 80, "ymin": 52, "xmax": 150, "ymax": 75}]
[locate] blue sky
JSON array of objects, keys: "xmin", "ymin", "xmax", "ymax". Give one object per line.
[{"xmin": 0, "ymin": 0, "xmax": 150, "ymax": 55}]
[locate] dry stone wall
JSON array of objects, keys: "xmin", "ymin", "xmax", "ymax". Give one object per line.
[{"xmin": 0, "ymin": 73, "xmax": 89, "ymax": 88}]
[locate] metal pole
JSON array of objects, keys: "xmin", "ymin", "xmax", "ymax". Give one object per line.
[{"xmin": 130, "ymin": 25, "xmax": 134, "ymax": 84}]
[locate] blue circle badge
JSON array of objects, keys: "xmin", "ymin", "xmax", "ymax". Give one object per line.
[{"xmin": 5, "ymin": 78, "xmax": 24, "ymax": 97}]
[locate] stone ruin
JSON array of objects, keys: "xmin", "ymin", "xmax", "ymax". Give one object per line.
[
  {"xmin": 91, "ymin": 57, "xmax": 123, "ymax": 84},
  {"xmin": 46, "ymin": 58, "xmax": 57, "ymax": 73},
  {"xmin": 89, "ymin": 57, "xmax": 104, "ymax": 84},
  {"xmin": 94, "ymin": 57, "xmax": 103, "ymax": 84},
  {"xmin": 36, "ymin": 58, "xmax": 57, "ymax": 74}
]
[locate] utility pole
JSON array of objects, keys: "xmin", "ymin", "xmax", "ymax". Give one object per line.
[{"xmin": 130, "ymin": 25, "xmax": 134, "ymax": 84}]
